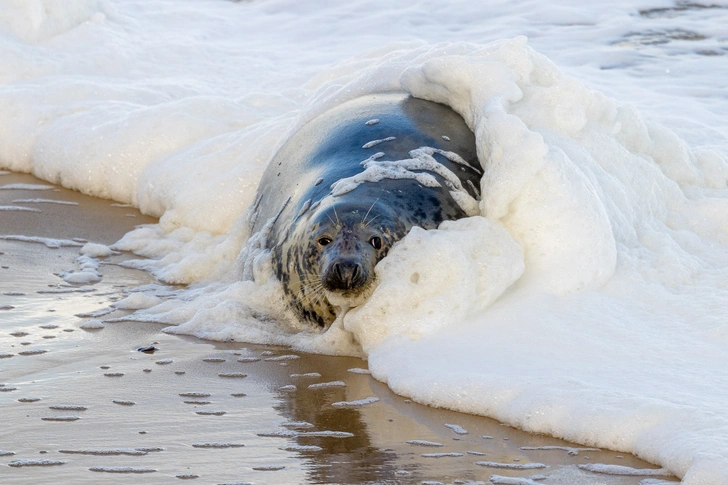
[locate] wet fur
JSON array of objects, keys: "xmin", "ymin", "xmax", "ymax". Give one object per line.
[{"xmin": 251, "ymin": 92, "xmax": 482, "ymax": 327}]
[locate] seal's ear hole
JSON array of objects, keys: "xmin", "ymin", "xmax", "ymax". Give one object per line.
[
  {"xmin": 370, "ymin": 236, "xmax": 382, "ymax": 250},
  {"xmin": 318, "ymin": 236, "xmax": 332, "ymax": 247}
]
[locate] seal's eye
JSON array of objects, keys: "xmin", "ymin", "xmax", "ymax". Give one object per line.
[
  {"xmin": 370, "ymin": 236, "xmax": 382, "ymax": 250},
  {"xmin": 318, "ymin": 236, "xmax": 332, "ymax": 247}
]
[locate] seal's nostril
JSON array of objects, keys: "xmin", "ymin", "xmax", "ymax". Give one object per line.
[{"xmin": 327, "ymin": 260, "xmax": 367, "ymax": 291}]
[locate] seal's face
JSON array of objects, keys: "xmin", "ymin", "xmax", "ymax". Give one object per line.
[
  {"xmin": 277, "ymin": 199, "xmax": 405, "ymax": 328},
  {"xmin": 308, "ymin": 203, "xmax": 396, "ymax": 309}
]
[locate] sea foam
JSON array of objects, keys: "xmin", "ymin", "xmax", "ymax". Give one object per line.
[{"xmin": 2, "ymin": 1, "xmax": 728, "ymax": 483}]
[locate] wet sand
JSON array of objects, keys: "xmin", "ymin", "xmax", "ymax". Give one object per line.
[{"xmin": 0, "ymin": 171, "xmax": 678, "ymax": 484}]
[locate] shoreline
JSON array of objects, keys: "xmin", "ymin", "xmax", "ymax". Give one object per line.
[{"xmin": 0, "ymin": 171, "xmax": 677, "ymax": 484}]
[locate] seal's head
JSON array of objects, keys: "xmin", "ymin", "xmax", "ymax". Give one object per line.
[
  {"xmin": 314, "ymin": 205, "xmax": 395, "ymax": 305},
  {"xmin": 312, "ymin": 201, "xmax": 400, "ymax": 307},
  {"xmin": 279, "ymin": 199, "xmax": 403, "ymax": 327}
]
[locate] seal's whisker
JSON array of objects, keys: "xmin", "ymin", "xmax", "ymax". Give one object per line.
[
  {"xmin": 363, "ymin": 214, "xmax": 380, "ymax": 228},
  {"xmin": 301, "ymin": 279, "xmax": 326, "ymax": 307},
  {"xmin": 310, "ymin": 287, "xmax": 326, "ymax": 306},
  {"xmin": 305, "ymin": 276, "xmax": 323, "ymax": 287},
  {"xmin": 308, "ymin": 278, "xmax": 324, "ymax": 290},
  {"xmin": 333, "ymin": 206, "xmax": 340, "ymax": 226},
  {"xmin": 362, "ymin": 198, "xmax": 379, "ymax": 226}
]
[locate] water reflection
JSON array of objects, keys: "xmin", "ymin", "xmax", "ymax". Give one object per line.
[{"xmin": 271, "ymin": 364, "xmax": 402, "ymax": 483}]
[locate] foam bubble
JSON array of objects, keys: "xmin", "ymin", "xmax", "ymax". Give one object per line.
[
  {"xmin": 577, "ymin": 464, "xmax": 672, "ymax": 476},
  {"xmin": 475, "ymin": 462, "xmax": 548, "ymax": 470},
  {"xmin": 405, "ymin": 440, "xmax": 444, "ymax": 447},
  {"xmin": 114, "ymin": 293, "xmax": 163, "ymax": 310},
  {"xmin": 80, "ymin": 320, "xmax": 105, "ymax": 330},
  {"xmin": 9, "ymin": 459, "xmax": 66, "ymax": 467},
  {"xmin": 80, "ymin": 242, "xmax": 117, "ymax": 258},
  {"xmin": 331, "ymin": 397, "xmax": 379, "ymax": 408},
  {"xmin": 0, "ymin": 205, "xmax": 40, "ymax": 212}
]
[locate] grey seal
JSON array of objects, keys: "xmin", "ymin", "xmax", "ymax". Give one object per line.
[{"xmin": 249, "ymin": 92, "xmax": 482, "ymax": 327}]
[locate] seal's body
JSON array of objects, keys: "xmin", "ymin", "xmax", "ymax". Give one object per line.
[{"xmin": 250, "ymin": 92, "xmax": 482, "ymax": 327}]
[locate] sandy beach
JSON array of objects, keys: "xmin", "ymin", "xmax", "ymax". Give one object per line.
[{"xmin": 0, "ymin": 171, "xmax": 678, "ymax": 484}]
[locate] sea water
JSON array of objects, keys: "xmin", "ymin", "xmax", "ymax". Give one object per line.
[{"xmin": 1, "ymin": 1, "xmax": 728, "ymax": 482}]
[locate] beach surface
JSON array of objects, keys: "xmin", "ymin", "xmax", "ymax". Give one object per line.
[{"xmin": 0, "ymin": 171, "xmax": 677, "ymax": 484}]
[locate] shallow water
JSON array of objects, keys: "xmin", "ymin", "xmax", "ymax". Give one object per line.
[{"xmin": 0, "ymin": 174, "xmax": 675, "ymax": 484}]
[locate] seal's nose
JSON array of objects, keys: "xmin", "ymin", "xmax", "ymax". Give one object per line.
[{"xmin": 327, "ymin": 259, "xmax": 367, "ymax": 291}]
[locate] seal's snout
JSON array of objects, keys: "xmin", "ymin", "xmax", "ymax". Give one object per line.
[{"xmin": 327, "ymin": 259, "xmax": 367, "ymax": 291}]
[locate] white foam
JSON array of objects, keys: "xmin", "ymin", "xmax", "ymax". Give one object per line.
[
  {"xmin": 2, "ymin": 1, "xmax": 728, "ymax": 482},
  {"xmin": 521, "ymin": 446, "xmax": 599, "ymax": 456},
  {"xmin": 8, "ymin": 459, "xmax": 66, "ymax": 467},
  {"xmin": 12, "ymin": 198, "xmax": 78, "ymax": 205},
  {"xmin": 330, "ymin": 146, "xmax": 480, "ymax": 216},
  {"xmin": 264, "ymin": 354, "xmax": 300, "ymax": 361},
  {"xmin": 405, "ymin": 440, "xmax": 443, "ymax": 447},
  {"xmin": 191, "ymin": 442, "xmax": 245, "ymax": 448},
  {"xmin": 344, "ymin": 217, "xmax": 524, "ymax": 352},
  {"xmin": 298, "ymin": 431, "xmax": 354, "ymax": 438},
  {"xmin": 422, "ymin": 452, "xmax": 464, "ymax": 458},
  {"xmin": 80, "ymin": 319, "xmax": 105, "ymax": 330},
  {"xmin": 60, "ymin": 254, "xmax": 102, "ymax": 284},
  {"xmin": 331, "ymin": 397, "xmax": 379, "ymax": 408},
  {"xmin": 59, "ymin": 448, "xmax": 147, "ymax": 456},
  {"xmin": 237, "ymin": 357, "xmax": 261, "ymax": 363},
  {"xmin": 195, "ymin": 410, "xmax": 225, "ymax": 416},
  {"xmin": 475, "ymin": 462, "xmax": 548, "ymax": 470},
  {"xmin": 113, "ymin": 293, "xmax": 162, "ymax": 310},
  {"xmin": 281, "ymin": 421, "xmax": 314, "ymax": 429},
  {"xmin": 489, "ymin": 476, "xmax": 543, "ymax": 485},
  {"xmin": 258, "ymin": 430, "xmax": 297, "ymax": 438},
  {"xmin": 80, "ymin": 242, "xmax": 117, "ymax": 257},
  {"xmin": 281, "ymin": 445, "xmax": 322, "ymax": 452},
  {"xmin": 0, "ymin": 184, "xmax": 54, "ymax": 190},
  {"xmin": 362, "ymin": 136, "xmax": 396, "ymax": 149},
  {"xmin": 0, "ymin": 205, "xmax": 41, "ymax": 212},
  {"xmin": 0, "ymin": 0, "xmax": 101, "ymax": 43},
  {"xmin": 347, "ymin": 368, "xmax": 370, "ymax": 375},
  {"xmin": 578, "ymin": 464, "xmax": 673, "ymax": 476},
  {"xmin": 444, "ymin": 423, "xmax": 468, "ymax": 435},
  {"xmin": 308, "ymin": 381, "xmax": 346, "ymax": 389},
  {"xmin": 0, "ymin": 235, "xmax": 84, "ymax": 248},
  {"xmin": 290, "ymin": 373, "xmax": 321, "ymax": 378}
]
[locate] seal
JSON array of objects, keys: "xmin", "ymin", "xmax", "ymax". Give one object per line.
[{"xmin": 249, "ymin": 92, "xmax": 482, "ymax": 327}]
